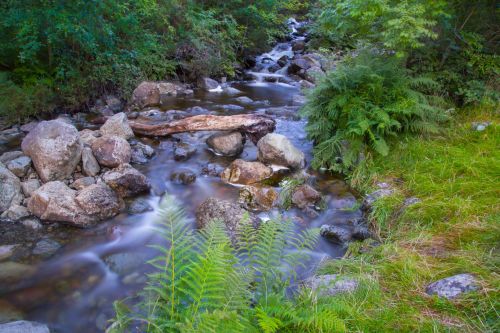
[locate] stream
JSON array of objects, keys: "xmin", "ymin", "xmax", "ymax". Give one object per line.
[{"xmin": 0, "ymin": 20, "xmax": 363, "ymax": 332}]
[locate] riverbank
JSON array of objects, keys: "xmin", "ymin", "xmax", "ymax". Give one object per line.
[{"xmin": 316, "ymin": 106, "xmax": 499, "ymax": 331}]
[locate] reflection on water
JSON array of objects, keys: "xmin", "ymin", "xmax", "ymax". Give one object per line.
[{"xmin": 0, "ymin": 80, "xmax": 361, "ymax": 333}]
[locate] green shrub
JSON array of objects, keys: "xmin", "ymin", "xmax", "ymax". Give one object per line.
[{"xmin": 302, "ymin": 51, "xmax": 448, "ymax": 173}]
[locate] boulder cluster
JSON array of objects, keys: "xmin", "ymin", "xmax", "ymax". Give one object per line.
[{"xmin": 0, "ymin": 112, "xmax": 152, "ymax": 228}]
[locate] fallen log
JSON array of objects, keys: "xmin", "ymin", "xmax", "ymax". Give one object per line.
[{"xmin": 129, "ymin": 114, "xmax": 276, "ymax": 144}]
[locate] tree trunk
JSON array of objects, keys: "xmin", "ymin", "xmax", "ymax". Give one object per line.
[{"xmin": 129, "ymin": 114, "xmax": 276, "ymax": 144}]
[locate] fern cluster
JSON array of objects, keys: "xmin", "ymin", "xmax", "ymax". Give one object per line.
[
  {"xmin": 302, "ymin": 50, "xmax": 448, "ymax": 173},
  {"xmin": 110, "ymin": 195, "xmax": 352, "ymax": 333}
]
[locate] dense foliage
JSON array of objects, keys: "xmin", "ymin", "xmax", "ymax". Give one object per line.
[
  {"xmin": 110, "ymin": 195, "xmax": 364, "ymax": 333},
  {"xmin": 0, "ymin": 0, "xmax": 296, "ymax": 122},
  {"xmin": 305, "ymin": 0, "xmax": 498, "ymax": 171}
]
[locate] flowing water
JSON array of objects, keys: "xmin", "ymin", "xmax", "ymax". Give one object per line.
[{"xmin": 0, "ymin": 20, "xmax": 362, "ymax": 332}]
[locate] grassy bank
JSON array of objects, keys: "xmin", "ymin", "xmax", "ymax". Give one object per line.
[{"xmin": 315, "ymin": 106, "xmax": 499, "ymax": 332}]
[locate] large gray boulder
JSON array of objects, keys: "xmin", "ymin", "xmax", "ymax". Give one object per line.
[
  {"xmin": 27, "ymin": 181, "xmax": 121, "ymax": 227},
  {"xmin": 0, "ymin": 321, "xmax": 49, "ymax": 333},
  {"xmin": 206, "ymin": 131, "xmax": 245, "ymax": 157},
  {"xmin": 221, "ymin": 159, "xmax": 272, "ymax": 185},
  {"xmin": 102, "ymin": 164, "xmax": 150, "ymax": 197},
  {"xmin": 0, "ymin": 164, "xmax": 22, "ymax": 213},
  {"xmin": 131, "ymin": 81, "xmax": 188, "ymax": 108},
  {"xmin": 21, "ymin": 120, "xmax": 83, "ymax": 182},
  {"xmin": 425, "ymin": 274, "xmax": 479, "ymax": 299},
  {"xmin": 91, "ymin": 135, "xmax": 131, "ymax": 168},
  {"xmin": 257, "ymin": 133, "xmax": 305, "ymax": 169},
  {"xmin": 99, "ymin": 112, "xmax": 134, "ymax": 140},
  {"xmin": 197, "ymin": 77, "xmax": 219, "ymax": 91}
]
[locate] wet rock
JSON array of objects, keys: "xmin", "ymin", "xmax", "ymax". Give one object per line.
[
  {"xmin": 299, "ymin": 80, "xmax": 315, "ymax": 89},
  {"xmin": 363, "ymin": 184, "xmax": 395, "ymax": 210},
  {"xmin": 102, "ymin": 163, "xmax": 150, "ymax": 197},
  {"xmin": 173, "ymin": 142, "xmax": 196, "ymax": 161},
  {"xmin": 292, "ymin": 39, "xmax": 305, "ymax": 52},
  {"xmin": 128, "ymin": 198, "xmax": 153, "ymax": 215},
  {"xmin": 32, "ymin": 238, "xmax": 61, "ymax": 258},
  {"xmin": 79, "ymin": 129, "xmax": 100, "ymax": 147},
  {"xmin": 0, "ymin": 245, "xmax": 17, "ymax": 262},
  {"xmin": 20, "ymin": 121, "xmax": 39, "ymax": 133},
  {"xmin": 239, "ymin": 186, "xmax": 278, "ymax": 211},
  {"xmin": 0, "ymin": 151, "xmax": 23, "ymax": 164},
  {"xmin": 91, "ymin": 135, "xmax": 131, "ymax": 168},
  {"xmin": 71, "ymin": 177, "xmax": 95, "ymax": 190},
  {"xmin": 0, "ymin": 262, "xmax": 35, "ymax": 282},
  {"xmin": 206, "ymin": 131, "xmax": 245, "ymax": 157},
  {"xmin": 19, "ymin": 218, "xmax": 43, "ymax": 231},
  {"xmin": 170, "ymin": 169, "xmax": 196, "ymax": 185},
  {"xmin": 264, "ymin": 106, "xmax": 300, "ymax": 120},
  {"xmin": 277, "ymin": 55, "xmax": 289, "ymax": 67},
  {"xmin": 0, "ymin": 164, "xmax": 22, "ymax": 213},
  {"xmin": 81, "ymin": 147, "xmax": 100, "ymax": 177},
  {"xmin": 104, "ymin": 251, "xmax": 150, "ymax": 275},
  {"xmin": 426, "ymin": 274, "xmax": 479, "ymax": 299},
  {"xmin": 75, "ymin": 183, "xmax": 122, "ymax": 221},
  {"xmin": 21, "ymin": 120, "xmax": 83, "ymax": 182},
  {"xmin": 219, "ymin": 104, "xmax": 245, "ymax": 112},
  {"xmin": 130, "ymin": 142, "xmax": 155, "ymax": 164},
  {"xmin": 21, "ymin": 180, "xmax": 41, "ymax": 197},
  {"xmin": 0, "ymin": 320, "xmax": 49, "ymax": 333},
  {"xmin": 200, "ymin": 163, "xmax": 224, "ymax": 177},
  {"xmin": 257, "ymin": 133, "xmax": 305, "ymax": 169},
  {"xmin": 288, "ymin": 58, "xmax": 311, "ymax": 75},
  {"xmin": 196, "ymin": 198, "xmax": 254, "ymax": 242},
  {"xmin": 197, "ymin": 77, "xmax": 219, "ymax": 91},
  {"xmin": 224, "ymin": 87, "xmax": 242, "ymax": 95},
  {"xmin": 1, "ymin": 205, "xmax": 29, "ymax": 222},
  {"xmin": 235, "ymin": 96, "xmax": 253, "ymax": 104},
  {"xmin": 303, "ymin": 274, "xmax": 359, "ymax": 297},
  {"xmin": 0, "ymin": 300, "xmax": 23, "ymax": 323},
  {"xmin": 291, "ymin": 184, "xmax": 322, "ymax": 209},
  {"xmin": 292, "ymin": 94, "xmax": 306, "ymax": 106},
  {"xmin": 221, "ymin": 159, "xmax": 273, "ymax": 185},
  {"xmin": 99, "ymin": 112, "xmax": 134, "ymax": 140},
  {"xmin": 320, "ymin": 221, "xmax": 371, "ymax": 246}
]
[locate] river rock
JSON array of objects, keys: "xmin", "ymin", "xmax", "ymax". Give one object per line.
[
  {"xmin": 221, "ymin": 159, "xmax": 273, "ymax": 185},
  {"xmin": 91, "ymin": 135, "xmax": 131, "ymax": 168},
  {"xmin": 173, "ymin": 142, "xmax": 196, "ymax": 161},
  {"xmin": 71, "ymin": 177, "xmax": 95, "ymax": 190},
  {"xmin": 170, "ymin": 169, "xmax": 196, "ymax": 185},
  {"xmin": 28, "ymin": 181, "xmax": 120, "ymax": 227},
  {"xmin": 99, "ymin": 113, "xmax": 134, "ymax": 140},
  {"xmin": 206, "ymin": 131, "xmax": 245, "ymax": 156},
  {"xmin": 0, "ymin": 205, "xmax": 29, "ymax": 222},
  {"xmin": 0, "ymin": 245, "xmax": 16, "ymax": 261},
  {"xmin": 425, "ymin": 274, "xmax": 479, "ymax": 299},
  {"xmin": 200, "ymin": 163, "xmax": 225, "ymax": 177},
  {"xmin": 6, "ymin": 156, "xmax": 31, "ymax": 178},
  {"xmin": 291, "ymin": 184, "xmax": 321, "ymax": 209},
  {"xmin": 304, "ymin": 66, "xmax": 325, "ymax": 83},
  {"xmin": 238, "ymin": 186, "xmax": 278, "ymax": 211},
  {"xmin": 0, "ymin": 164, "xmax": 23, "ymax": 213},
  {"xmin": 21, "ymin": 120, "xmax": 83, "ymax": 182},
  {"xmin": 75, "ymin": 183, "xmax": 122, "ymax": 221},
  {"xmin": 303, "ymin": 274, "xmax": 359, "ymax": 297},
  {"xmin": 0, "ymin": 151, "xmax": 23, "ymax": 164},
  {"xmin": 196, "ymin": 198, "xmax": 254, "ymax": 242},
  {"xmin": 19, "ymin": 218, "xmax": 43, "ymax": 231},
  {"xmin": 105, "ymin": 95, "xmax": 122, "ymax": 112},
  {"xmin": 131, "ymin": 81, "xmax": 160, "ymax": 108},
  {"xmin": 0, "ymin": 321, "xmax": 49, "ymax": 333},
  {"xmin": 292, "ymin": 39, "xmax": 305, "ymax": 52},
  {"xmin": 257, "ymin": 133, "xmax": 305, "ymax": 169},
  {"xmin": 128, "ymin": 198, "xmax": 153, "ymax": 215},
  {"xmin": 32, "ymin": 238, "xmax": 61, "ymax": 259},
  {"xmin": 79, "ymin": 129, "xmax": 100, "ymax": 147},
  {"xmin": 81, "ymin": 147, "xmax": 100, "ymax": 177},
  {"xmin": 235, "ymin": 96, "xmax": 253, "ymax": 104},
  {"xmin": 102, "ymin": 164, "xmax": 150, "ymax": 197},
  {"xmin": 21, "ymin": 180, "xmax": 41, "ymax": 197},
  {"xmin": 320, "ymin": 221, "xmax": 371, "ymax": 246},
  {"xmin": 130, "ymin": 142, "xmax": 155, "ymax": 164},
  {"xmin": 198, "ymin": 77, "xmax": 219, "ymax": 91}
]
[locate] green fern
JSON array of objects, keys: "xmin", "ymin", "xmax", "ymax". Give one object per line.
[{"xmin": 302, "ymin": 50, "xmax": 448, "ymax": 173}]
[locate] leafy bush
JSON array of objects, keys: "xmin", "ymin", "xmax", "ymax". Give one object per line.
[
  {"xmin": 302, "ymin": 51, "xmax": 448, "ymax": 173},
  {"xmin": 110, "ymin": 195, "xmax": 353, "ymax": 333}
]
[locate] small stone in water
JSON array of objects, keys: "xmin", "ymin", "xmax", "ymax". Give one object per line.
[
  {"xmin": 128, "ymin": 198, "xmax": 153, "ymax": 215},
  {"xmin": 170, "ymin": 169, "xmax": 196, "ymax": 185},
  {"xmin": 173, "ymin": 142, "xmax": 196, "ymax": 161},
  {"xmin": 32, "ymin": 238, "xmax": 61, "ymax": 258}
]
